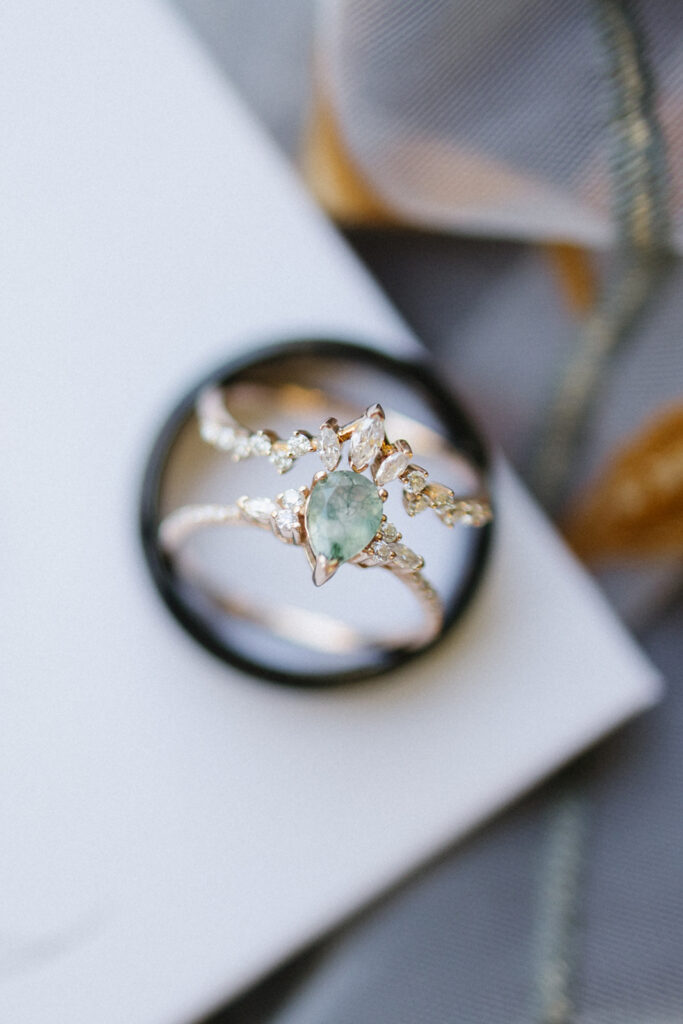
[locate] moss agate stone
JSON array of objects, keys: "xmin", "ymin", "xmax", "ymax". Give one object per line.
[{"xmin": 306, "ymin": 470, "xmax": 383, "ymax": 563}]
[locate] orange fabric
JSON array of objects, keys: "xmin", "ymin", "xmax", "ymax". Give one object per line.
[
  {"xmin": 564, "ymin": 403, "xmax": 683, "ymax": 563},
  {"xmin": 301, "ymin": 93, "xmax": 397, "ymax": 226}
]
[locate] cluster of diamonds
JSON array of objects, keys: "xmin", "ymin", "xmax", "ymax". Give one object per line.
[
  {"xmin": 199, "ymin": 415, "xmax": 315, "ymax": 474},
  {"xmin": 317, "ymin": 404, "xmax": 492, "ymax": 529},
  {"xmin": 237, "ymin": 487, "xmax": 307, "ymax": 544},
  {"xmin": 352, "ymin": 517, "xmax": 425, "ymax": 574}
]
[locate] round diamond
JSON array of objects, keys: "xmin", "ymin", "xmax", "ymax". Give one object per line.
[
  {"xmin": 381, "ymin": 522, "xmax": 399, "ymax": 542},
  {"xmin": 306, "ymin": 470, "xmax": 383, "ymax": 563},
  {"xmin": 250, "ymin": 431, "xmax": 272, "ymax": 456},
  {"xmin": 404, "ymin": 467, "xmax": 428, "ymax": 494},
  {"xmin": 270, "ymin": 442, "xmax": 294, "ymax": 473},
  {"xmin": 281, "ymin": 488, "xmax": 305, "ymax": 510},
  {"xmin": 274, "ymin": 508, "xmax": 300, "ymax": 535},
  {"xmin": 288, "ymin": 431, "xmax": 312, "ymax": 458},
  {"xmin": 231, "ymin": 432, "xmax": 251, "ymax": 460},
  {"xmin": 349, "ymin": 416, "xmax": 385, "ymax": 471},
  {"xmin": 371, "ymin": 539, "xmax": 392, "ymax": 562},
  {"xmin": 318, "ymin": 425, "xmax": 341, "ymax": 471},
  {"xmin": 201, "ymin": 421, "xmax": 236, "ymax": 451}
]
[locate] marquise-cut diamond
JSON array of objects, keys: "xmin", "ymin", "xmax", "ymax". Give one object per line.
[
  {"xmin": 349, "ymin": 416, "xmax": 385, "ymax": 471},
  {"xmin": 306, "ymin": 470, "xmax": 383, "ymax": 563},
  {"xmin": 425, "ymin": 482, "xmax": 456, "ymax": 510},
  {"xmin": 391, "ymin": 543, "xmax": 424, "ymax": 572},
  {"xmin": 374, "ymin": 444, "xmax": 412, "ymax": 486},
  {"xmin": 439, "ymin": 499, "xmax": 492, "ymax": 527},
  {"xmin": 403, "ymin": 490, "xmax": 430, "ymax": 517},
  {"xmin": 318, "ymin": 425, "xmax": 341, "ymax": 471},
  {"xmin": 239, "ymin": 496, "xmax": 276, "ymax": 525}
]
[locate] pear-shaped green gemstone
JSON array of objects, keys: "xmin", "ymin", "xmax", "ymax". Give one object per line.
[{"xmin": 306, "ymin": 470, "xmax": 383, "ymax": 563}]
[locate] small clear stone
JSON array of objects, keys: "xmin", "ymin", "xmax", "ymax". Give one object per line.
[
  {"xmin": 240, "ymin": 497, "xmax": 276, "ymax": 524},
  {"xmin": 391, "ymin": 543, "xmax": 424, "ymax": 572},
  {"xmin": 374, "ymin": 448, "xmax": 411, "ymax": 486},
  {"xmin": 288, "ymin": 431, "xmax": 312, "ymax": 458},
  {"xmin": 404, "ymin": 467, "xmax": 428, "ymax": 494},
  {"xmin": 318, "ymin": 425, "xmax": 341, "ymax": 471},
  {"xmin": 440, "ymin": 499, "xmax": 491, "ymax": 527},
  {"xmin": 426, "ymin": 482, "xmax": 456, "ymax": 510},
  {"xmin": 274, "ymin": 508, "xmax": 300, "ymax": 536},
  {"xmin": 403, "ymin": 490, "xmax": 430, "ymax": 517},
  {"xmin": 270, "ymin": 442, "xmax": 294, "ymax": 473},
  {"xmin": 250, "ymin": 431, "xmax": 272, "ymax": 456},
  {"xmin": 231, "ymin": 432, "xmax": 251, "ymax": 460},
  {"xmin": 281, "ymin": 488, "xmax": 304, "ymax": 510},
  {"xmin": 201, "ymin": 420, "xmax": 236, "ymax": 450},
  {"xmin": 349, "ymin": 416, "xmax": 385, "ymax": 471},
  {"xmin": 199, "ymin": 419, "xmax": 218, "ymax": 443},
  {"xmin": 381, "ymin": 522, "xmax": 399, "ymax": 542},
  {"xmin": 371, "ymin": 539, "xmax": 392, "ymax": 562}
]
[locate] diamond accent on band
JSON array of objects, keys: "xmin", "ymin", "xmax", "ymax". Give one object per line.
[
  {"xmin": 403, "ymin": 490, "xmax": 431, "ymax": 517},
  {"xmin": 231, "ymin": 432, "xmax": 252, "ymax": 461},
  {"xmin": 250, "ymin": 431, "xmax": 273, "ymax": 457},
  {"xmin": 237, "ymin": 496, "xmax": 277, "ymax": 525},
  {"xmin": 269, "ymin": 441, "xmax": 294, "ymax": 474},
  {"xmin": 349, "ymin": 412, "xmax": 386, "ymax": 472},
  {"xmin": 274, "ymin": 508, "xmax": 300, "ymax": 537},
  {"xmin": 199, "ymin": 419, "xmax": 236, "ymax": 451},
  {"xmin": 371, "ymin": 539, "xmax": 392, "ymax": 561},
  {"xmin": 373, "ymin": 440, "xmax": 413, "ymax": 486},
  {"xmin": 439, "ymin": 498, "xmax": 493, "ymax": 527},
  {"xmin": 424, "ymin": 482, "xmax": 456, "ymax": 510},
  {"xmin": 287, "ymin": 431, "xmax": 313, "ymax": 458},
  {"xmin": 380, "ymin": 521, "xmax": 400, "ymax": 542},
  {"xmin": 391, "ymin": 543, "xmax": 424, "ymax": 572},
  {"xmin": 280, "ymin": 488, "xmax": 306, "ymax": 511},
  {"xmin": 403, "ymin": 466, "xmax": 429, "ymax": 494},
  {"xmin": 318, "ymin": 423, "xmax": 342, "ymax": 472}
]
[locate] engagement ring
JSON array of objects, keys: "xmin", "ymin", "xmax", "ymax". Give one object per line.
[{"xmin": 159, "ymin": 385, "xmax": 492, "ymax": 651}]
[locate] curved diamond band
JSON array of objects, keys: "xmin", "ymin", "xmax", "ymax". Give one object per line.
[{"xmin": 196, "ymin": 385, "xmax": 492, "ymax": 531}]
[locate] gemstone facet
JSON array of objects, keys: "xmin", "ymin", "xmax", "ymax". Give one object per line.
[
  {"xmin": 373, "ymin": 440, "xmax": 412, "ymax": 486},
  {"xmin": 349, "ymin": 415, "xmax": 385, "ymax": 471},
  {"xmin": 306, "ymin": 470, "xmax": 383, "ymax": 564},
  {"xmin": 391, "ymin": 543, "xmax": 424, "ymax": 572},
  {"xmin": 318, "ymin": 424, "xmax": 341, "ymax": 471},
  {"xmin": 238, "ymin": 496, "xmax": 276, "ymax": 525}
]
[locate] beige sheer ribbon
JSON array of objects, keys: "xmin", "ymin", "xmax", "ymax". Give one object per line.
[{"xmin": 301, "ymin": 1, "xmax": 677, "ymax": 571}]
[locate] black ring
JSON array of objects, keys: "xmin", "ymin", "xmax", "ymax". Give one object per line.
[{"xmin": 139, "ymin": 338, "xmax": 493, "ymax": 687}]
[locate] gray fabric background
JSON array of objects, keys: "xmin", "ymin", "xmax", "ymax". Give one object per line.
[{"xmin": 172, "ymin": 3, "xmax": 683, "ymax": 1021}]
